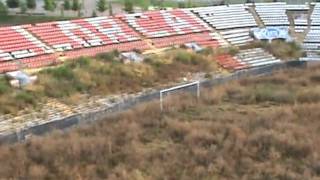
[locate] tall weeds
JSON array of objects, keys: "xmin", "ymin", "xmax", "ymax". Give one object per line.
[{"xmin": 0, "ymin": 66, "xmax": 320, "ymax": 179}]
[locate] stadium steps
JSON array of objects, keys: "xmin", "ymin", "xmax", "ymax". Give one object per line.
[{"xmin": 247, "ymin": 5, "xmax": 265, "ymax": 27}]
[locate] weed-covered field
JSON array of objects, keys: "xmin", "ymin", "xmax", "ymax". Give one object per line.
[
  {"xmin": 0, "ymin": 66, "xmax": 320, "ymax": 179},
  {"xmin": 0, "ymin": 49, "xmax": 217, "ymax": 114}
]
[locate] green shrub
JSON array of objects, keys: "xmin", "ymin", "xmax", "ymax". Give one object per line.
[
  {"xmin": 227, "ymin": 46, "xmax": 239, "ymax": 56},
  {"xmin": 199, "ymin": 47, "xmax": 213, "ymax": 55},
  {"xmin": 44, "ymin": 66, "xmax": 75, "ymax": 80},
  {"xmin": 96, "ymin": 50, "xmax": 119, "ymax": 62},
  {"xmin": 15, "ymin": 91, "xmax": 35, "ymax": 105},
  {"xmin": 70, "ymin": 57, "xmax": 91, "ymax": 68},
  {"xmin": 0, "ymin": 78, "xmax": 9, "ymax": 94},
  {"xmin": 254, "ymin": 85, "xmax": 294, "ymax": 104},
  {"xmin": 174, "ymin": 51, "xmax": 192, "ymax": 64}
]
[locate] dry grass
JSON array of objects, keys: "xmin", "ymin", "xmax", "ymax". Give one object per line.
[
  {"xmin": 0, "ymin": 49, "xmax": 217, "ymax": 114},
  {"xmin": 0, "ymin": 66, "xmax": 320, "ymax": 179},
  {"xmin": 245, "ymin": 40, "xmax": 303, "ymax": 60}
]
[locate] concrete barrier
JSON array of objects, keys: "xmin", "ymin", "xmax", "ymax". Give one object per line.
[{"xmin": 0, "ymin": 61, "xmax": 306, "ymax": 144}]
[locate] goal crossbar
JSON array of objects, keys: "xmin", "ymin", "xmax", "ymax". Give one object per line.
[{"xmin": 160, "ymin": 81, "xmax": 200, "ymax": 111}]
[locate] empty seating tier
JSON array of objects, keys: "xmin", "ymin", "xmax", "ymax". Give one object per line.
[
  {"xmin": 302, "ymin": 3, "xmax": 320, "ymax": 61},
  {"xmin": 311, "ymin": 3, "xmax": 320, "ymax": 26},
  {"xmin": 235, "ymin": 48, "xmax": 281, "ymax": 69},
  {"xmin": 0, "ymin": 26, "xmax": 53, "ymax": 62},
  {"xmin": 216, "ymin": 54, "xmax": 248, "ymax": 70},
  {"xmin": 27, "ymin": 16, "xmax": 143, "ymax": 52},
  {"xmin": 286, "ymin": 4, "xmax": 309, "ymax": 11},
  {"xmin": 120, "ymin": 9, "xmax": 210, "ymax": 38},
  {"xmin": 192, "ymin": 5, "xmax": 257, "ymax": 47},
  {"xmin": 0, "ymin": 54, "xmax": 59, "ymax": 73},
  {"xmin": 255, "ymin": 2, "xmax": 290, "ymax": 26},
  {"xmin": 150, "ymin": 32, "xmax": 220, "ymax": 49},
  {"xmin": 192, "ymin": 4, "xmax": 257, "ymax": 30},
  {"xmin": 63, "ymin": 41, "xmax": 149, "ymax": 59},
  {"xmin": 219, "ymin": 28, "xmax": 254, "ymax": 46},
  {"xmin": 216, "ymin": 48, "xmax": 281, "ymax": 71},
  {"xmin": 294, "ymin": 17, "xmax": 308, "ymax": 33}
]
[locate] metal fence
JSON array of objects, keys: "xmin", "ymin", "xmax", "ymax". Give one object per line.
[{"xmin": 0, "ymin": 60, "xmax": 307, "ymax": 144}]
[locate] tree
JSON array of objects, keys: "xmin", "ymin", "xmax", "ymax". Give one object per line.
[
  {"xmin": 43, "ymin": 0, "xmax": 56, "ymax": 11},
  {"xmin": 124, "ymin": 0, "xmax": 133, "ymax": 13},
  {"xmin": 178, "ymin": 2, "xmax": 185, "ymax": 8},
  {"xmin": 97, "ymin": 0, "xmax": 106, "ymax": 13},
  {"xmin": 26, "ymin": 0, "xmax": 36, "ymax": 9},
  {"xmin": 63, "ymin": 0, "xmax": 71, "ymax": 10},
  {"xmin": 0, "ymin": 1, "xmax": 8, "ymax": 15},
  {"xmin": 20, "ymin": 0, "xmax": 27, "ymax": 13},
  {"xmin": 6, "ymin": 0, "xmax": 19, "ymax": 8},
  {"xmin": 71, "ymin": 0, "xmax": 80, "ymax": 11}
]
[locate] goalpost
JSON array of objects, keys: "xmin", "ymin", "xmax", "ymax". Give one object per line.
[{"xmin": 159, "ymin": 81, "xmax": 200, "ymax": 111}]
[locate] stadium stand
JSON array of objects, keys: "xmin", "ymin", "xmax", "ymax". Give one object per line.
[
  {"xmin": 301, "ymin": 3, "xmax": 320, "ymax": 61},
  {"xmin": 294, "ymin": 17, "xmax": 308, "ymax": 33},
  {"xmin": 255, "ymin": 2, "xmax": 290, "ymax": 26},
  {"xmin": 26, "ymin": 16, "xmax": 147, "ymax": 52},
  {"xmin": 0, "ymin": 25, "xmax": 53, "ymax": 61},
  {"xmin": 119, "ymin": 9, "xmax": 216, "ymax": 48},
  {"xmin": 0, "ymin": 25, "xmax": 57, "ymax": 73},
  {"xmin": 286, "ymin": 4, "xmax": 309, "ymax": 11},
  {"xmin": 216, "ymin": 48, "xmax": 281, "ymax": 71},
  {"xmin": 192, "ymin": 4, "xmax": 256, "ymax": 30},
  {"xmin": 311, "ymin": 3, "xmax": 320, "ymax": 26},
  {"xmin": 288, "ymin": 4, "xmax": 309, "ymax": 33},
  {"xmin": 192, "ymin": 4, "xmax": 257, "ymax": 46},
  {"xmin": 121, "ymin": 9, "xmax": 210, "ymax": 38},
  {"xmin": 0, "ymin": 3, "xmax": 315, "ymax": 73},
  {"xmin": 149, "ymin": 32, "xmax": 220, "ymax": 48},
  {"xmin": 219, "ymin": 28, "xmax": 254, "ymax": 46}
]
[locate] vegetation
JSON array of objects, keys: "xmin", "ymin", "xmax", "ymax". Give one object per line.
[
  {"xmin": 124, "ymin": 0, "xmax": 133, "ymax": 13},
  {"xmin": 0, "ymin": 49, "xmax": 217, "ymax": 114},
  {"xmin": 6, "ymin": 0, "xmax": 19, "ymax": 8},
  {"xmin": 71, "ymin": 0, "xmax": 80, "ymax": 11},
  {"xmin": 43, "ymin": 0, "xmax": 56, "ymax": 11},
  {"xmin": 63, "ymin": 0, "xmax": 71, "ymax": 10},
  {"xmin": 19, "ymin": 0, "xmax": 27, "ymax": 13},
  {"xmin": 0, "ymin": 66, "xmax": 320, "ymax": 179},
  {"xmin": 26, "ymin": 0, "xmax": 36, "ymax": 9},
  {"xmin": 0, "ymin": 1, "xmax": 8, "ymax": 15},
  {"xmin": 246, "ymin": 40, "xmax": 303, "ymax": 60},
  {"xmin": 97, "ymin": 0, "xmax": 107, "ymax": 13}
]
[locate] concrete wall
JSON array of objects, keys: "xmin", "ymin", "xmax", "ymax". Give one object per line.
[{"xmin": 0, "ymin": 60, "xmax": 306, "ymax": 145}]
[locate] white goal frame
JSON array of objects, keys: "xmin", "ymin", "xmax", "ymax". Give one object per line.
[{"xmin": 160, "ymin": 81, "xmax": 200, "ymax": 111}]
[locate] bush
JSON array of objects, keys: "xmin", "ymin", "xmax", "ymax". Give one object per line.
[
  {"xmin": 96, "ymin": 50, "xmax": 119, "ymax": 62},
  {"xmin": 0, "ymin": 78, "xmax": 9, "ymax": 94},
  {"xmin": 0, "ymin": 1, "xmax": 8, "ymax": 15},
  {"xmin": 44, "ymin": 66, "xmax": 75, "ymax": 80},
  {"xmin": 262, "ymin": 40, "xmax": 303, "ymax": 60},
  {"xmin": 253, "ymin": 85, "xmax": 294, "ymax": 104},
  {"xmin": 6, "ymin": 0, "xmax": 19, "ymax": 8},
  {"xmin": 227, "ymin": 46, "xmax": 239, "ymax": 56},
  {"xmin": 310, "ymin": 74, "xmax": 320, "ymax": 83},
  {"xmin": 70, "ymin": 56, "xmax": 91, "ymax": 68},
  {"xmin": 15, "ymin": 91, "xmax": 35, "ymax": 105},
  {"xmin": 297, "ymin": 89, "xmax": 320, "ymax": 103},
  {"xmin": 174, "ymin": 51, "xmax": 192, "ymax": 64}
]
